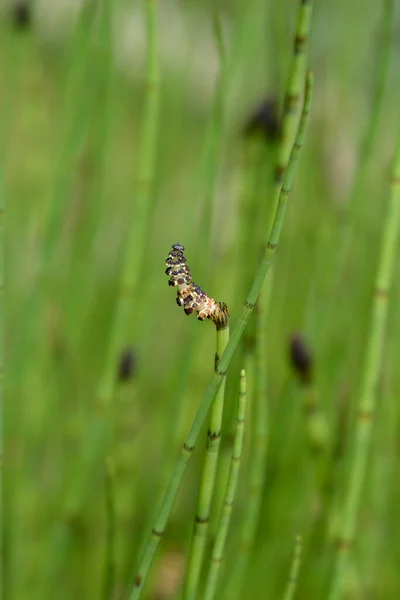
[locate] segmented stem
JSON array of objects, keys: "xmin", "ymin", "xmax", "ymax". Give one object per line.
[
  {"xmin": 226, "ymin": 277, "xmax": 272, "ymax": 599},
  {"xmin": 204, "ymin": 369, "xmax": 247, "ymax": 600},
  {"xmin": 127, "ymin": 72, "xmax": 313, "ymax": 600},
  {"xmin": 283, "ymin": 535, "xmax": 303, "ymax": 600},
  {"xmin": 328, "ymin": 133, "xmax": 400, "ymax": 600},
  {"xmin": 103, "ymin": 457, "xmax": 116, "ymax": 600},
  {"xmin": 183, "ymin": 318, "xmax": 230, "ymax": 600},
  {"xmin": 269, "ymin": 0, "xmax": 313, "ymax": 236},
  {"xmin": 60, "ymin": 0, "xmax": 160, "ymax": 519}
]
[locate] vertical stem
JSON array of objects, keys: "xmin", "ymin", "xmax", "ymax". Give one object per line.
[
  {"xmin": 316, "ymin": 0, "xmax": 394, "ymax": 359},
  {"xmin": 104, "ymin": 457, "xmax": 116, "ymax": 600},
  {"xmin": 339, "ymin": 0, "xmax": 394, "ymax": 249},
  {"xmin": 328, "ymin": 133, "xmax": 400, "ymax": 600},
  {"xmin": 226, "ymin": 270, "xmax": 272, "ymax": 598},
  {"xmin": 0, "ymin": 80, "xmax": 4, "ymax": 590},
  {"xmin": 282, "ymin": 535, "xmax": 303, "ymax": 600},
  {"xmin": 127, "ymin": 73, "xmax": 313, "ymax": 600},
  {"xmin": 8, "ymin": 0, "xmax": 98, "ymax": 370},
  {"xmin": 61, "ymin": 0, "xmax": 160, "ymax": 518},
  {"xmin": 268, "ymin": 0, "xmax": 314, "ymax": 237},
  {"xmin": 66, "ymin": 0, "xmax": 116, "ymax": 323},
  {"xmin": 204, "ymin": 369, "xmax": 247, "ymax": 600},
  {"xmin": 183, "ymin": 314, "xmax": 230, "ymax": 600}
]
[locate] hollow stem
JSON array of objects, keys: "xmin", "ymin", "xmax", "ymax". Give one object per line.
[
  {"xmin": 203, "ymin": 369, "xmax": 247, "ymax": 600},
  {"xmin": 328, "ymin": 132, "xmax": 400, "ymax": 600},
  {"xmin": 225, "ymin": 267, "xmax": 272, "ymax": 598},
  {"xmin": 282, "ymin": 535, "xmax": 303, "ymax": 600},
  {"xmin": 183, "ymin": 313, "xmax": 230, "ymax": 600},
  {"xmin": 60, "ymin": 0, "xmax": 160, "ymax": 520},
  {"xmin": 127, "ymin": 72, "xmax": 313, "ymax": 600}
]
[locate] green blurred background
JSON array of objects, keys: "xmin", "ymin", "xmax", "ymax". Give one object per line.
[{"xmin": 2, "ymin": 0, "xmax": 400, "ymax": 599}]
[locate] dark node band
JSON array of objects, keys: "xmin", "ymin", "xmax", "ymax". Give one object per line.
[
  {"xmin": 208, "ymin": 429, "xmax": 221, "ymax": 441},
  {"xmin": 357, "ymin": 409, "xmax": 373, "ymax": 422},
  {"xmin": 294, "ymin": 34, "xmax": 306, "ymax": 55},
  {"xmin": 335, "ymin": 537, "xmax": 353, "ymax": 551},
  {"xmin": 284, "ymin": 93, "xmax": 300, "ymax": 115},
  {"xmin": 275, "ymin": 164, "xmax": 285, "ymax": 183},
  {"xmin": 195, "ymin": 515, "xmax": 210, "ymax": 524},
  {"xmin": 374, "ymin": 287, "xmax": 389, "ymax": 298}
]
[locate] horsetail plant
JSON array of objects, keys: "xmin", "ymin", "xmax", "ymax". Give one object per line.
[
  {"xmin": 66, "ymin": 0, "xmax": 116, "ymax": 320},
  {"xmin": 290, "ymin": 334, "xmax": 329, "ymax": 455},
  {"xmin": 164, "ymin": 244, "xmax": 230, "ymax": 600},
  {"xmin": 268, "ymin": 0, "xmax": 313, "ymax": 237},
  {"xmin": 166, "ymin": 12, "xmax": 228, "ymax": 455},
  {"xmin": 9, "ymin": 0, "xmax": 99, "ymax": 369},
  {"xmin": 203, "ymin": 369, "xmax": 247, "ymax": 600},
  {"xmin": 58, "ymin": 0, "xmax": 160, "ymax": 519},
  {"xmin": 0, "ymin": 103, "xmax": 4, "ymax": 577},
  {"xmin": 128, "ymin": 71, "xmax": 313, "ymax": 600},
  {"xmin": 338, "ymin": 0, "xmax": 394, "ymax": 262},
  {"xmin": 104, "ymin": 457, "xmax": 116, "ymax": 600},
  {"xmin": 225, "ymin": 277, "xmax": 272, "ymax": 599},
  {"xmin": 328, "ymin": 131, "xmax": 400, "ymax": 600},
  {"xmin": 316, "ymin": 0, "xmax": 395, "ymax": 359},
  {"xmin": 283, "ymin": 535, "xmax": 303, "ymax": 600}
]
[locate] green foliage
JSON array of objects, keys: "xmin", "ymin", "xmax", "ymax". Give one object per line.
[{"xmin": 2, "ymin": 1, "xmax": 400, "ymax": 599}]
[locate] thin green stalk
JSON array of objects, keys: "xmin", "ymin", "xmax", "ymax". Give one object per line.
[
  {"xmin": 40, "ymin": 0, "xmax": 99, "ymax": 270},
  {"xmin": 104, "ymin": 457, "xmax": 116, "ymax": 600},
  {"xmin": 66, "ymin": 0, "xmax": 116, "ymax": 324},
  {"xmin": 268, "ymin": 0, "xmax": 314, "ymax": 237},
  {"xmin": 164, "ymin": 10, "xmax": 228, "ymax": 454},
  {"xmin": 226, "ymin": 271, "xmax": 272, "ymax": 599},
  {"xmin": 328, "ymin": 132, "xmax": 400, "ymax": 600},
  {"xmin": 301, "ymin": 384, "xmax": 330, "ymax": 457},
  {"xmin": 283, "ymin": 535, "xmax": 303, "ymax": 600},
  {"xmin": 204, "ymin": 369, "xmax": 247, "ymax": 600},
  {"xmin": 60, "ymin": 0, "xmax": 160, "ymax": 519},
  {"xmin": 0, "ymin": 87, "xmax": 4, "ymax": 585},
  {"xmin": 127, "ymin": 71, "xmax": 313, "ymax": 600},
  {"xmin": 316, "ymin": 0, "xmax": 394, "ymax": 357},
  {"xmin": 9, "ymin": 0, "xmax": 98, "ymax": 368},
  {"xmin": 196, "ymin": 12, "xmax": 227, "ymax": 262},
  {"xmin": 183, "ymin": 317, "xmax": 230, "ymax": 600},
  {"xmin": 338, "ymin": 0, "xmax": 394, "ymax": 254}
]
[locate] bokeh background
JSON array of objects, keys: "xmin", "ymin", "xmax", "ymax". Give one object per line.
[{"xmin": 2, "ymin": 0, "xmax": 400, "ymax": 599}]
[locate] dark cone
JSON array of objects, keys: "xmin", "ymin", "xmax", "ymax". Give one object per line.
[
  {"xmin": 243, "ymin": 97, "xmax": 281, "ymax": 142},
  {"xmin": 290, "ymin": 333, "xmax": 313, "ymax": 385},
  {"xmin": 12, "ymin": 2, "xmax": 32, "ymax": 30},
  {"xmin": 118, "ymin": 347, "xmax": 136, "ymax": 383}
]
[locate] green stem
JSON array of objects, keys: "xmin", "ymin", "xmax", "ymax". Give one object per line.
[
  {"xmin": 316, "ymin": 0, "xmax": 394, "ymax": 357},
  {"xmin": 328, "ymin": 132, "xmax": 400, "ymax": 600},
  {"xmin": 268, "ymin": 0, "xmax": 314, "ymax": 238},
  {"xmin": 127, "ymin": 72, "xmax": 313, "ymax": 600},
  {"xmin": 341, "ymin": 0, "xmax": 394, "ymax": 241},
  {"xmin": 183, "ymin": 319, "xmax": 230, "ymax": 600},
  {"xmin": 226, "ymin": 271, "xmax": 272, "ymax": 598},
  {"xmin": 283, "ymin": 535, "xmax": 303, "ymax": 600},
  {"xmin": 61, "ymin": 0, "xmax": 160, "ymax": 518},
  {"xmin": 104, "ymin": 457, "xmax": 116, "ymax": 600},
  {"xmin": 301, "ymin": 383, "xmax": 330, "ymax": 456},
  {"xmin": 9, "ymin": 0, "xmax": 98, "ymax": 367},
  {"xmin": 204, "ymin": 369, "xmax": 247, "ymax": 600}
]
